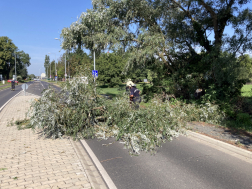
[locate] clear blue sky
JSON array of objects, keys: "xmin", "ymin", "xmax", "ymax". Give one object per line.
[
  {"xmin": 0, "ymin": 0, "xmax": 93, "ymax": 76},
  {"xmin": 1, "ymin": 1, "xmax": 251, "ymax": 76}
]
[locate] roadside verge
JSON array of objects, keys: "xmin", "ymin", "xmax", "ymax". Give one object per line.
[{"xmin": 186, "ymin": 130, "xmax": 252, "ymax": 163}]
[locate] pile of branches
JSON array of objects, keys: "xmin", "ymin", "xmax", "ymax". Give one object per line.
[{"xmin": 27, "ymin": 73, "xmax": 224, "ymax": 154}]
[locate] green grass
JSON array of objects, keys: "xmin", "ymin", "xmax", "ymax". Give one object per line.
[
  {"xmin": 0, "ymin": 82, "xmax": 11, "ymax": 90},
  {"xmin": 97, "ymin": 83, "xmax": 152, "ymax": 107},
  {"xmin": 0, "ymin": 82, "xmax": 10, "ymax": 86},
  {"xmin": 241, "ymin": 84, "xmax": 252, "ymax": 97},
  {"xmin": 97, "ymin": 83, "xmax": 145, "ymax": 97}
]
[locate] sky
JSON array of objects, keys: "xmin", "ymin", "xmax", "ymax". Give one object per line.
[
  {"xmin": 0, "ymin": 0, "xmax": 93, "ymax": 76},
  {"xmin": 1, "ymin": 1, "xmax": 252, "ymax": 76}
]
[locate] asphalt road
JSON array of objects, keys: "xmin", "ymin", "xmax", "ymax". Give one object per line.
[
  {"xmin": 86, "ymin": 136, "xmax": 252, "ymax": 189},
  {"xmin": 0, "ymin": 82, "xmax": 29, "ymax": 109},
  {"xmin": 0, "ymin": 80, "xmax": 61, "ymax": 109},
  {"xmin": 1, "ymin": 81, "xmax": 252, "ymax": 188}
]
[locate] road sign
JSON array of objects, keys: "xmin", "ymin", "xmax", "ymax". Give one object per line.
[
  {"xmin": 22, "ymin": 84, "xmax": 29, "ymax": 96},
  {"xmin": 65, "ymin": 73, "xmax": 67, "ymax": 77},
  {"xmin": 21, "ymin": 84, "xmax": 28, "ymax": 90},
  {"xmin": 92, "ymin": 70, "xmax": 98, "ymax": 78}
]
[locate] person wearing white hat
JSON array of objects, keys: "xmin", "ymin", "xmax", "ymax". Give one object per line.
[{"xmin": 126, "ymin": 79, "xmax": 134, "ymax": 94}]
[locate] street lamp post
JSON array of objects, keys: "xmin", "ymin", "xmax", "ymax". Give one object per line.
[
  {"xmin": 65, "ymin": 52, "xmax": 67, "ymax": 82},
  {"xmin": 50, "ymin": 62, "xmax": 51, "ymax": 81},
  {"xmin": 15, "ymin": 53, "xmax": 16, "ymax": 81},
  {"xmin": 94, "ymin": 50, "xmax": 95, "ymax": 83},
  {"xmin": 48, "ymin": 52, "xmax": 57, "ymax": 82},
  {"xmin": 68, "ymin": 58, "xmax": 70, "ymax": 81},
  {"xmin": 55, "ymin": 38, "xmax": 68, "ymax": 82}
]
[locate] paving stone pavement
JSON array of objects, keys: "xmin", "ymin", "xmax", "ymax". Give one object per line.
[{"xmin": 0, "ymin": 93, "xmax": 107, "ymax": 189}]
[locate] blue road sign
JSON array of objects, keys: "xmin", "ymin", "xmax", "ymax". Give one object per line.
[{"xmin": 92, "ymin": 70, "xmax": 98, "ymax": 78}]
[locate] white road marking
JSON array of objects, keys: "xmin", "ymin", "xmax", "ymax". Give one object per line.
[
  {"xmin": 0, "ymin": 91, "xmax": 22, "ymax": 112},
  {"xmin": 39, "ymin": 81, "xmax": 45, "ymax": 89},
  {"xmin": 80, "ymin": 139, "xmax": 117, "ymax": 189}
]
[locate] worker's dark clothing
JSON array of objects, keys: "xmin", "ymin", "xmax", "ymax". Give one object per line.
[
  {"xmin": 11, "ymin": 80, "xmax": 15, "ymax": 91},
  {"xmin": 130, "ymin": 86, "xmax": 141, "ymax": 109}
]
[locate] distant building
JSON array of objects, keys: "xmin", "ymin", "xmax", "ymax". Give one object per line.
[{"xmin": 41, "ymin": 73, "xmax": 46, "ymax": 79}]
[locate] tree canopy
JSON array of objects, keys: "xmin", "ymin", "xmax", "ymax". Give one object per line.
[
  {"xmin": 44, "ymin": 55, "xmax": 50, "ymax": 75},
  {"xmin": 96, "ymin": 52, "xmax": 126, "ymax": 86},
  {"xmin": 60, "ymin": 0, "xmax": 252, "ymax": 99},
  {"xmin": 0, "ymin": 36, "xmax": 30, "ymax": 79}
]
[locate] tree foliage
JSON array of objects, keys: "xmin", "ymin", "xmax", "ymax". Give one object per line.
[
  {"xmin": 13, "ymin": 50, "xmax": 30, "ymax": 79},
  {"xmin": 238, "ymin": 54, "xmax": 252, "ymax": 80},
  {"xmin": 44, "ymin": 55, "xmax": 50, "ymax": 76},
  {"xmin": 68, "ymin": 49, "xmax": 92, "ymax": 76},
  {"xmin": 27, "ymin": 70, "xmax": 225, "ymax": 154},
  {"xmin": 0, "ymin": 36, "xmax": 30, "ymax": 79},
  {"xmin": 60, "ymin": 0, "xmax": 252, "ymax": 100},
  {"xmin": 96, "ymin": 52, "xmax": 126, "ymax": 87},
  {"xmin": 29, "ymin": 74, "xmax": 36, "ymax": 79}
]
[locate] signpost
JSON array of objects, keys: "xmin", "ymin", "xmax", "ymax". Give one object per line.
[
  {"xmin": 21, "ymin": 84, "xmax": 29, "ymax": 96},
  {"xmin": 92, "ymin": 70, "xmax": 98, "ymax": 78},
  {"xmin": 13, "ymin": 75, "xmax": 16, "ymax": 81},
  {"xmin": 65, "ymin": 73, "xmax": 67, "ymax": 81}
]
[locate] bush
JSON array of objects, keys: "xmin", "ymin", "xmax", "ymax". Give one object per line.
[
  {"xmin": 236, "ymin": 113, "xmax": 251, "ymax": 125},
  {"xmin": 17, "ymin": 76, "xmax": 23, "ymax": 83}
]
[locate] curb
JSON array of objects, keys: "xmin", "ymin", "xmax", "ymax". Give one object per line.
[
  {"xmin": 80, "ymin": 139, "xmax": 117, "ymax": 189},
  {"xmin": 71, "ymin": 140, "xmax": 108, "ymax": 189},
  {"xmin": 0, "ymin": 91, "xmax": 22, "ymax": 112},
  {"xmin": 186, "ymin": 130, "xmax": 252, "ymax": 161}
]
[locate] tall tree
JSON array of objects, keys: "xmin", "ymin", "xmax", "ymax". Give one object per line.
[
  {"xmin": 14, "ymin": 50, "xmax": 30, "ymax": 79},
  {"xmin": 44, "ymin": 55, "xmax": 50, "ymax": 77},
  {"xmin": 60, "ymin": 0, "xmax": 252, "ymax": 99},
  {"xmin": 0, "ymin": 36, "xmax": 17, "ymax": 79}
]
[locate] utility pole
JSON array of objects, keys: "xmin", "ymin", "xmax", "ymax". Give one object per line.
[
  {"xmin": 68, "ymin": 60, "xmax": 70, "ymax": 81},
  {"xmin": 14, "ymin": 52, "xmax": 17, "ymax": 81},
  {"xmin": 48, "ymin": 52, "xmax": 57, "ymax": 83},
  {"xmin": 50, "ymin": 62, "xmax": 51, "ymax": 81},
  {"xmin": 94, "ymin": 50, "xmax": 95, "ymax": 83},
  {"xmin": 65, "ymin": 53, "xmax": 66, "ymax": 82}
]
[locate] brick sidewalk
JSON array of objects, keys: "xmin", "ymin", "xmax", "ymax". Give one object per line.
[{"xmin": 0, "ymin": 92, "xmax": 107, "ymax": 189}]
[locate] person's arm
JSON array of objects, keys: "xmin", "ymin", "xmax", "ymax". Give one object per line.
[{"xmin": 130, "ymin": 89, "xmax": 134, "ymax": 99}]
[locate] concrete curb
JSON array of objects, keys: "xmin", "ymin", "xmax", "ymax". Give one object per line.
[
  {"xmin": 186, "ymin": 130, "xmax": 252, "ymax": 161},
  {"xmin": 71, "ymin": 140, "xmax": 108, "ymax": 189},
  {"xmin": 80, "ymin": 139, "xmax": 117, "ymax": 189},
  {"xmin": 0, "ymin": 90, "xmax": 22, "ymax": 112}
]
